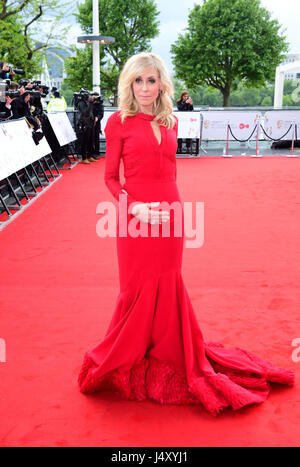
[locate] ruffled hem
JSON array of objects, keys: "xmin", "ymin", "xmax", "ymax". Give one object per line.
[{"xmin": 78, "ymin": 344, "xmax": 295, "ymax": 416}]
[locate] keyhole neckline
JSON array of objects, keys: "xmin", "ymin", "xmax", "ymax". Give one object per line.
[
  {"xmin": 149, "ymin": 120, "xmax": 162, "ymax": 146},
  {"xmin": 136, "ymin": 112, "xmax": 157, "ymax": 121}
]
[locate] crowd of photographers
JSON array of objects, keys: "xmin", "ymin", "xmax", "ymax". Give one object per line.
[
  {"xmin": 0, "ymin": 60, "xmax": 48, "ymax": 144},
  {"xmin": 0, "ymin": 60, "xmax": 104, "ymax": 165}
]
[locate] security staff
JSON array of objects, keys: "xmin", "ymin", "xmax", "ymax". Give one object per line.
[{"xmin": 47, "ymin": 91, "xmax": 67, "ymax": 112}]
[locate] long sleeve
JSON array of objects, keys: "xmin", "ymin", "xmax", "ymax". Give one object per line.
[
  {"xmin": 177, "ymin": 101, "xmax": 193, "ymax": 111},
  {"xmin": 104, "ymin": 111, "xmax": 140, "ymax": 212}
]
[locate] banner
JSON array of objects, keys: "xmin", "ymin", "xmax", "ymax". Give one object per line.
[
  {"xmin": 201, "ymin": 111, "xmax": 262, "ymax": 141},
  {"xmin": 173, "ymin": 111, "xmax": 201, "ymax": 138},
  {"xmin": 263, "ymin": 111, "xmax": 300, "ymax": 140},
  {"xmin": 100, "ymin": 111, "xmax": 112, "ymax": 139},
  {"xmin": 47, "ymin": 112, "xmax": 77, "ymax": 146},
  {"xmin": 101, "ymin": 110, "xmax": 201, "ymax": 139},
  {"xmin": 0, "ymin": 119, "xmax": 47, "ymax": 181},
  {"xmin": 35, "ymin": 134, "xmax": 52, "ymax": 158}
]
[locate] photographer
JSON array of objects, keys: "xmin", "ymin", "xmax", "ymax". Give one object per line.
[
  {"xmin": 176, "ymin": 90, "xmax": 194, "ymax": 154},
  {"xmin": 76, "ymin": 91, "xmax": 97, "ymax": 164},
  {"xmin": 0, "ymin": 61, "xmax": 24, "ymax": 81},
  {"xmin": 11, "ymin": 89, "xmax": 40, "ymax": 131},
  {"xmin": 0, "ymin": 81, "xmax": 20, "ymax": 120},
  {"xmin": 0, "ymin": 61, "xmax": 15, "ymax": 81},
  {"xmin": 91, "ymin": 92, "xmax": 104, "ymax": 157},
  {"xmin": 0, "ymin": 95, "xmax": 13, "ymax": 119}
]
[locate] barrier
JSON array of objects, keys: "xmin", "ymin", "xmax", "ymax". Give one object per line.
[
  {"xmin": 195, "ymin": 110, "xmax": 299, "ymax": 157},
  {"xmin": 201, "ymin": 111, "xmax": 262, "ymax": 142},
  {"xmin": 100, "ymin": 110, "xmax": 201, "ymax": 155},
  {"xmin": 46, "ymin": 111, "xmax": 80, "ymax": 169},
  {"xmin": 91, "ymin": 108, "xmax": 300, "ymax": 157},
  {"xmin": 0, "ymin": 113, "xmax": 79, "ymax": 230},
  {"xmin": 47, "ymin": 112, "xmax": 77, "ymax": 147},
  {"xmin": 99, "ymin": 110, "xmax": 201, "ymax": 139},
  {"xmin": 0, "ymin": 119, "xmax": 51, "ymax": 180}
]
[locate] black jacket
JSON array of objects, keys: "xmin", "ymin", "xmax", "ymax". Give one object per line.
[
  {"xmin": 0, "ymin": 101, "xmax": 12, "ymax": 119},
  {"xmin": 92, "ymin": 101, "xmax": 104, "ymax": 120},
  {"xmin": 177, "ymin": 101, "xmax": 194, "ymax": 111},
  {"xmin": 11, "ymin": 93, "xmax": 39, "ymax": 130},
  {"xmin": 11, "ymin": 94, "xmax": 31, "ymax": 119},
  {"xmin": 77, "ymin": 100, "xmax": 94, "ymax": 129},
  {"xmin": 0, "ymin": 70, "xmax": 14, "ymax": 81}
]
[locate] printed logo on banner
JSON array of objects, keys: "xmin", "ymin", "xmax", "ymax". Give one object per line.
[
  {"xmin": 201, "ymin": 111, "xmax": 262, "ymax": 141},
  {"xmin": 174, "ymin": 112, "xmax": 201, "ymax": 138},
  {"xmin": 264, "ymin": 111, "xmax": 300, "ymax": 141}
]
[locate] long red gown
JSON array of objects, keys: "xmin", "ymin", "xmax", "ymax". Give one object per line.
[{"xmin": 78, "ymin": 110, "xmax": 295, "ymax": 416}]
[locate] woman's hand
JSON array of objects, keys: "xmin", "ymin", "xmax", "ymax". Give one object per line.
[{"xmin": 131, "ymin": 202, "xmax": 170, "ymax": 225}]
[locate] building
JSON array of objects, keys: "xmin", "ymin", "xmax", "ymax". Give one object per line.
[
  {"xmin": 281, "ymin": 54, "xmax": 300, "ymax": 80},
  {"xmin": 37, "ymin": 46, "xmax": 74, "ymax": 92}
]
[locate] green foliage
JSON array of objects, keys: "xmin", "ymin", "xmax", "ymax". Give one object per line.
[
  {"xmin": 174, "ymin": 79, "xmax": 300, "ymax": 108},
  {"xmin": 60, "ymin": 81, "xmax": 74, "ymax": 106},
  {"xmin": 65, "ymin": 0, "xmax": 160, "ymax": 102},
  {"xmin": 261, "ymin": 95, "xmax": 272, "ymax": 106},
  {"xmin": 0, "ymin": 15, "xmax": 42, "ymax": 77},
  {"xmin": 171, "ymin": 0, "xmax": 289, "ymax": 106},
  {"xmin": 0, "ymin": 0, "xmax": 72, "ymax": 79},
  {"xmin": 64, "ymin": 46, "xmax": 93, "ymax": 91}
]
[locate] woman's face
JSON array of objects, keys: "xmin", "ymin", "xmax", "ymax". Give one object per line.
[
  {"xmin": 182, "ymin": 93, "xmax": 189, "ymax": 101},
  {"xmin": 132, "ymin": 66, "xmax": 161, "ymax": 113}
]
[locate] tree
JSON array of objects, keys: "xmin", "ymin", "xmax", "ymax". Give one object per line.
[
  {"xmin": 65, "ymin": 0, "xmax": 160, "ymax": 104},
  {"xmin": 261, "ymin": 96, "xmax": 272, "ymax": 106},
  {"xmin": 0, "ymin": 0, "xmax": 71, "ymax": 78},
  {"xmin": 0, "ymin": 13, "xmax": 42, "ymax": 76},
  {"xmin": 171, "ymin": 0, "xmax": 289, "ymax": 107}
]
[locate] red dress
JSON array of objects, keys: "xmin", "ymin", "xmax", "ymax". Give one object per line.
[{"xmin": 78, "ymin": 110, "xmax": 295, "ymax": 416}]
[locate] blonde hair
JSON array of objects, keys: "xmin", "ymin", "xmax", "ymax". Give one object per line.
[{"xmin": 117, "ymin": 52, "xmax": 176, "ymax": 129}]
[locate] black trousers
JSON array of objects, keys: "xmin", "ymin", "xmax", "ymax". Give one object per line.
[
  {"xmin": 79, "ymin": 126, "xmax": 94, "ymax": 160},
  {"xmin": 93, "ymin": 119, "xmax": 100, "ymax": 154}
]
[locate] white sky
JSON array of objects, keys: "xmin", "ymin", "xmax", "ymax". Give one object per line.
[{"xmin": 66, "ymin": 0, "xmax": 300, "ymax": 73}]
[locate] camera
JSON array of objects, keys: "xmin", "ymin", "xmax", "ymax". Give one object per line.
[
  {"xmin": 91, "ymin": 94, "xmax": 103, "ymax": 104},
  {"xmin": 0, "ymin": 79, "xmax": 20, "ymax": 100},
  {"xmin": 7, "ymin": 65, "xmax": 25, "ymax": 76},
  {"xmin": 6, "ymin": 89, "xmax": 20, "ymax": 98},
  {"xmin": 19, "ymin": 78, "xmax": 30, "ymax": 87},
  {"xmin": 73, "ymin": 88, "xmax": 91, "ymax": 109},
  {"xmin": 27, "ymin": 89, "xmax": 43, "ymax": 98},
  {"xmin": 39, "ymin": 85, "xmax": 49, "ymax": 98}
]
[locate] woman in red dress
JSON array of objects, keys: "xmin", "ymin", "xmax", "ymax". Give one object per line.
[{"xmin": 78, "ymin": 52, "xmax": 295, "ymax": 416}]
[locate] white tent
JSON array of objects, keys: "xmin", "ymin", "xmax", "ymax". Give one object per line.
[{"xmin": 274, "ymin": 61, "xmax": 300, "ymax": 108}]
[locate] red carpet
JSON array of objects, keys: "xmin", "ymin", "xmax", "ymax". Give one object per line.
[{"xmin": 0, "ymin": 156, "xmax": 299, "ymax": 446}]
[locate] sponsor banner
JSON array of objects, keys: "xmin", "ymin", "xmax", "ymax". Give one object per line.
[
  {"xmin": 201, "ymin": 111, "xmax": 262, "ymax": 141},
  {"xmin": 101, "ymin": 110, "xmax": 201, "ymax": 139},
  {"xmin": 264, "ymin": 111, "xmax": 300, "ymax": 140},
  {"xmin": 0, "ymin": 119, "xmax": 41, "ymax": 180},
  {"xmin": 173, "ymin": 111, "xmax": 201, "ymax": 138},
  {"xmin": 47, "ymin": 112, "xmax": 77, "ymax": 146}
]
